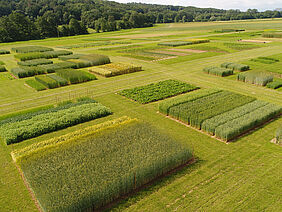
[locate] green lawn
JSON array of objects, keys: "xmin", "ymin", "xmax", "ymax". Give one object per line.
[{"xmin": 0, "ymin": 19, "xmax": 282, "ymax": 212}]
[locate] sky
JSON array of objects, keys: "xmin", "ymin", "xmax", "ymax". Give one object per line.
[{"xmin": 115, "ymin": 0, "xmax": 282, "ymax": 11}]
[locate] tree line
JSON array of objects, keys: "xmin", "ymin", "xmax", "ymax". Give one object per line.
[{"xmin": 0, "ymin": 0, "xmax": 281, "ymax": 43}]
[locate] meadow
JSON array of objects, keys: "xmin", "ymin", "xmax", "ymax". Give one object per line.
[{"xmin": 0, "ymin": 19, "xmax": 281, "ymax": 212}]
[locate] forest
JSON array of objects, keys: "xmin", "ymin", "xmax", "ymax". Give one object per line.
[{"xmin": 0, "ymin": 0, "xmax": 281, "ymax": 43}]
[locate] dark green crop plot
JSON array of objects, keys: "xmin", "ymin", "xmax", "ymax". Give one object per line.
[
  {"xmin": 35, "ymin": 75, "xmax": 60, "ymax": 89},
  {"xmin": 0, "ymin": 49, "xmax": 10, "ymax": 54},
  {"xmin": 25, "ymin": 79, "xmax": 46, "ymax": 91},
  {"xmin": 15, "ymin": 50, "xmax": 72, "ymax": 61},
  {"xmin": 119, "ymin": 79, "xmax": 199, "ymax": 104},
  {"xmin": 0, "ymin": 100, "xmax": 111, "ymax": 144},
  {"xmin": 18, "ymin": 59, "xmax": 53, "ymax": 66},
  {"xmin": 18, "ymin": 121, "xmax": 193, "ymax": 212},
  {"xmin": 203, "ymin": 66, "xmax": 233, "ymax": 77},
  {"xmin": 56, "ymin": 69, "xmax": 97, "ymax": 84}
]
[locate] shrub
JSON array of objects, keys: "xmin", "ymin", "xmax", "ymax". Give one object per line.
[
  {"xmin": 0, "ymin": 101, "xmax": 112, "ymax": 144},
  {"xmin": 18, "ymin": 59, "xmax": 53, "ymax": 66},
  {"xmin": 89, "ymin": 62, "xmax": 142, "ymax": 77},
  {"xmin": 47, "ymin": 74, "xmax": 68, "ymax": 86},
  {"xmin": 221, "ymin": 62, "xmax": 249, "ymax": 71},
  {"xmin": 35, "ymin": 75, "xmax": 60, "ymax": 89},
  {"xmin": 215, "ymin": 103, "xmax": 281, "ymax": 141},
  {"xmin": 15, "ymin": 50, "xmax": 73, "ymax": 61},
  {"xmin": 119, "ymin": 79, "xmax": 199, "ymax": 104},
  {"xmin": 0, "ymin": 65, "xmax": 7, "ymax": 72},
  {"xmin": 56, "ymin": 69, "xmax": 96, "ymax": 84},
  {"xmin": 266, "ymin": 81, "xmax": 282, "ymax": 89},
  {"xmin": 203, "ymin": 66, "xmax": 233, "ymax": 77},
  {"xmin": 237, "ymin": 72, "xmax": 273, "ymax": 86},
  {"xmin": 25, "ymin": 79, "xmax": 47, "ymax": 91},
  {"xmin": 158, "ymin": 41, "xmax": 192, "ymax": 47},
  {"xmin": 15, "ymin": 120, "xmax": 193, "ymax": 211},
  {"xmin": 11, "ymin": 66, "xmax": 46, "ymax": 78},
  {"xmin": 159, "ymin": 89, "xmax": 221, "ymax": 115},
  {"xmin": 11, "ymin": 46, "xmax": 53, "ymax": 53},
  {"xmin": 0, "ymin": 49, "xmax": 10, "ymax": 54}
]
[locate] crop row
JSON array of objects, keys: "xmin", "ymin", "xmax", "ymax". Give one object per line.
[
  {"xmin": 119, "ymin": 79, "xmax": 199, "ymax": 104},
  {"xmin": 203, "ymin": 66, "xmax": 233, "ymax": 77},
  {"xmin": 237, "ymin": 71, "xmax": 273, "ymax": 86},
  {"xmin": 17, "ymin": 120, "xmax": 193, "ymax": 211},
  {"xmin": 168, "ymin": 90, "xmax": 255, "ymax": 129},
  {"xmin": 14, "ymin": 50, "xmax": 72, "ymax": 61},
  {"xmin": 89, "ymin": 62, "xmax": 142, "ymax": 77},
  {"xmin": 12, "ymin": 46, "xmax": 53, "ymax": 53},
  {"xmin": 0, "ymin": 100, "xmax": 111, "ymax": 144},
  {"xmin": 251, "ymin": 57, "xmax": 279, "ymax": 64}
]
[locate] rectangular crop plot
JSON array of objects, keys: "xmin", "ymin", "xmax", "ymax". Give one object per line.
[
  {"xmin": 159, "ymin": 89, "xmax": 281, "ymax": 141},
  {"xmin": 13, "ymin": 117, "xmax": 193, "ymax": 211},
  {"xmin": 0, "ymin": 99, "xmax": 111, "ymax": 144},
  {"xmin": 119, "ymin": 79, "xmax": 199, "ymax": 104},
  {"xmin": 12, "ymin": 46, "xmax": 53, "ymax": 53},
  {"xmin": 89, "ymin": 62, "xmax": 142, "ymax": 77}
]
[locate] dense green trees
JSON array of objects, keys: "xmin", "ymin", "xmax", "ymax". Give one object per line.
[{"xmin": 0, "ymin": 0, "xmax": 281, "ymax": 42}]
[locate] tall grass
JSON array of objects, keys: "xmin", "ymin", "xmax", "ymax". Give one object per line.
[
  {"xmin": 17, "ymin": 120, "xmax": 193, "ymax": 211},
  {"xmin": 237, "ymin": 71, "xmax": 273, "ymax": 86},
  {"xmin": 11, "ymin": 46, "xmax": 53, "ymax": 53},
  {"xmin": 56, "ymin": 69, "xmax": 96, "ymax": 84}
]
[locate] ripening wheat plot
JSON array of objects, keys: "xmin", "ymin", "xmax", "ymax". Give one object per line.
[{"xmin": 14, "ymin": 117, "xmax": 193, "ymax": 212}]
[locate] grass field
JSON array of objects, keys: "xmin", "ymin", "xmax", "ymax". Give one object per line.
[{"xmin": 0, "ymin": 19, "xmax": 282, "ymax": 212}]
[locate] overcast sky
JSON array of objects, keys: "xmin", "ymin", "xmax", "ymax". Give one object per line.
[{"xmin": 115, "ymin": 0, "xmax": 281, "ymax": 11}]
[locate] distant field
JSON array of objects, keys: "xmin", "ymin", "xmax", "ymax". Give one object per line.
[{"xmin": 0, "ymin": 19, "xmax": 282, "ymax": 212}]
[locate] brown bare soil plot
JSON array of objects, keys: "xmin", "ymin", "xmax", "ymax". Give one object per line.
[{"xmin": 239, "ymin": 39, "xmax": 272, "ymax": 43}]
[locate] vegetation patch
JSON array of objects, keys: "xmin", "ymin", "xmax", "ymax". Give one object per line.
[
  {"xmin": 25, "ymin": 79, "xmax": 46, "ymax": 91},
  {"xmin": 119, "ymin": 79, "xmax": 199, "ymax": 104},
  {"xmin": 11, "ymin": 66, "xmax": 47, "ymax": 78},
  {"xmin": 11, "ymin": 46, "xmax": 53, "ymax": 53},
  {"xmin": 275, "ymin": 126, "xmax": 282, "ymax": 144},
  {"xmin": 158, "ymin": 41, "xmax": 193, "ymax": 47},
  {"xmin": 250, "ymin": 57, "xmax": 279, "ymax": 64},
  {"xmin": 56, "ymin": 69, "xmax": 96, "ymax": 84},
  {"xmin": 237, "ymin": 71, "xmax": 273, "ymax": 86},
  {"xmin": 35, "ymin": 75, "xmax": 60, "ymax": 89},
  {"xmin": 89, "ymin": 62, "xmax": 142, "ymax": 77},
  {"xmin": 18, "ymin": 59, "xmax": 53, "ymax": 66},
  {"xmin": 159, "ymin": 90, "xmax": 281, "ymax": 141},
  {"xmin": 14, "ymin": 118, "xmax": 193, "ymax": 211},
  {"xmin": 221, "ymin": 62, "xmax": 249, "ymax": 71},
  {"xmin": 262, "ymin": 32, "xmax": 282, "ymax": 38},
  {"xmin": 0, "ymin": 99, "xmax": 111, "ymax": 144},
  {"xmin": 215, "ymin": 29, "xmax": 245, "ymax": 33},
  {"xmin": 0, "ymin": 49, "xmax": 10, "ymax": 54},
  {"xmin": 266, "ymin": 80, "xmax": 282, "ymax": 89},
  {"xmin": 15, "ymin": 50, "xmax": 73, "ymax": 61},
  {"xmin": 0, "ymin": 65, "xmax": 7, "ymax": 72},
  {"xmin": 47, "ymin": 74, "xmax": 68, "ymax": 86},
  {"xmin": 203, "ymin": 66, "xmax": 233, "ymax": 77}
]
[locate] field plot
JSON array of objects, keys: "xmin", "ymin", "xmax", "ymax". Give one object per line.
[
  {"xmin": 13, "ymin": 117, "xmax": 193, "ymax": 212},
  {"xmin": 119, "ymin": 79, "xmax": 199, "ymax": 104},
  {"xmin": 89, "ymin": 62, "xmax": 142, "ymax": 77},
  {"xmin": 159, "ymin": 89, "xmax": 281, "ymax": 141},
  {"xmin": 0, "ymin": 98, "xmax": 111, "ymax": 144}
]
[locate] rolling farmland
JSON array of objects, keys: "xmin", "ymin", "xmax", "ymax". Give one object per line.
[{"xmin": 0, "ymin": 19, "xmax": 282, "ymax": 212}]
